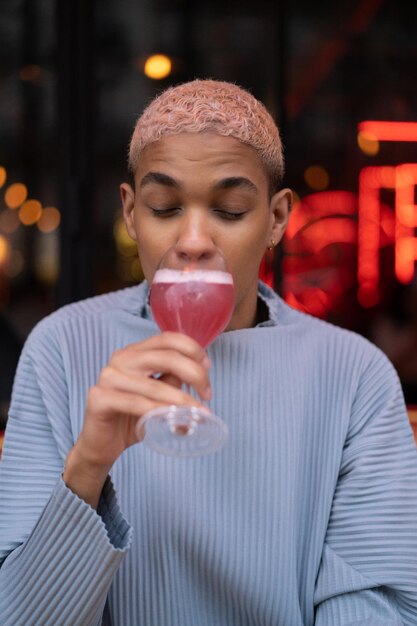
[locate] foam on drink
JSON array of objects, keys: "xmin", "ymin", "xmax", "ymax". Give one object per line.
[{"xmin": 152, "ymin": 269, "xmax": 233, "ymax": 285}]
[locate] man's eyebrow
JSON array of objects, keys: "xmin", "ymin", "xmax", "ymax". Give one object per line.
[
  {"xmin": 213, "ymin": 177, "xmax": 258, "ymax": 194},
  {"xmin": 139, "ymin": 172, "xmax": 181, "ymax": 189}
]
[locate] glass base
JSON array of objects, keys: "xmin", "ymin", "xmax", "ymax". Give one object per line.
[{"xmin": 136, "ymin": 405, "xmax": 228, "ymax": 457}]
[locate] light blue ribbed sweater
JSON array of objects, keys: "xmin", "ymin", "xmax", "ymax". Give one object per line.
[{"xmin": 1, "ymin": 281, "xmax": 417, "ymax": 626}]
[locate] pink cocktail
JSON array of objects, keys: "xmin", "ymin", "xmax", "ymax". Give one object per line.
[
  {"xmin": 136, "ymin": 248, "xmax": 234, "ymax": 458},
  {"xmin": 150, "ymin": 269, "xmax": 234, "ymax": 348}
]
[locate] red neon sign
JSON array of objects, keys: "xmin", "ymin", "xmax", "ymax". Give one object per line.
[
  {"xmin": 282, "ymin": 191, "xmax": 357, "ymax": 318},
  {"xmin": 358, "ymin": 121, "xmax": 417, "ymax": 142},
  {"xmin": 278, "ymin": 121, "xmax": 417, "ymax": 317},
  {"xmin": 357, "ymin": 166, "xmax": 396, "ymax": 307},
  {"xmin": 357, "ymin": 160, "xmax": 417, "ymax": 304},
  {"xmin": 395, "ymin": 164, "xmax": 417, "ymax": 284}
]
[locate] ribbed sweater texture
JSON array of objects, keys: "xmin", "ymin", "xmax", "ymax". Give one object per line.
[{"xmin": 0, "ymin": 281, "xmax": 417, "ymax": 625}]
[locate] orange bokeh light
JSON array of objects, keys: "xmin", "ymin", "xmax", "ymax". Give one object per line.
[
  {"xmin": 0, "ymin": 235, "xmax": 9, "ymax": 266},
  {"xmin": 0, "ymin": 167, "xmax": 6, "ymax": 188},
  {"xmin": 4, "ymin": 183, "xmax": 28, "ymax": 209},
  {"xmin": 144, "ymin": 54, "xmax": 172, "ymax": 80},
  {"xmin": 357, "ymin": 131, "xmax": 379, "ymax": 156},
  {"xmin": 304, "ymin": 165, "xmax": 330, "ymax": 191},
  {"xmin": 37, "ymin": 206, "xmax": 61, "ymax": 233},
  {"xmin": 19, "ymin": 199, "xmax": 42, "ymax": 225}
]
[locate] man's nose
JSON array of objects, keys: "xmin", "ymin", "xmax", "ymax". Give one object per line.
[{"xmin": 174, "ymin": 212, "xmax": 217, "ymax": 264}]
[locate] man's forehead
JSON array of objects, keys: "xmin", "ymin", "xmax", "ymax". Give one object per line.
[
  {"xmin": 139, "ymin": 170, "xmax": 259, "ymax": 194},
  {"xmin": 136, "ymin": 133, "xmax": 266, "ymax": 182}
]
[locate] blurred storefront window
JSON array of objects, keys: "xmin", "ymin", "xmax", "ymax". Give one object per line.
[{"xmin": 0, "ymin": 0, "xmax": 416, "ymax": 424}]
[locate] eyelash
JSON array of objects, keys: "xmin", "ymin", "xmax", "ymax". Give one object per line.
[
  {"xmin": 214, "ymin": 209, "xmax": 246, "ymax": 221},
  {"xmin": 149, "ymin": 207, "xmax": 180, "ymax": 217},
  {"xmin": 149, "ymin": 207, "xmax": 247, "ymax": 221}
]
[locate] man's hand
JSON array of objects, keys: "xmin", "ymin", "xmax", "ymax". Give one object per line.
[{"xmin": 63, "ymin": 332, "xmax": 211, "ymax": 508}]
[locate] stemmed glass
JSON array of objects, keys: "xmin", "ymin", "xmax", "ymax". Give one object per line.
[{"xmin": 135, "ymin": 246, "xmax": 234, "ymax": 457}]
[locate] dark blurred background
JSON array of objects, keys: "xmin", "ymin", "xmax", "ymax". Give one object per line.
[{"xmin": 1, "ymin": 0, "xmax": 417, "ymax": 430}]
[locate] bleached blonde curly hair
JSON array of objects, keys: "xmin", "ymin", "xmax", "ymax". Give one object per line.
[{"xmin": 128, "ymin": 79, "xmax": 285, "ymax": 194}]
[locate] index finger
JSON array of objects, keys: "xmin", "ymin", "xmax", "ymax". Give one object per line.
[{"xmin": 129, "ymin": 332, "xmax": 211, "ymax": 367}]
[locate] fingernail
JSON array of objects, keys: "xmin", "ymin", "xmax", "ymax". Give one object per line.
[{"xmin": 202, "ymin": 355, "xmax": 211, "ymax": 369}]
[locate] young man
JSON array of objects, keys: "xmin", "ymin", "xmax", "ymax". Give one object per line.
[{"xmin": 1, "ymin": 79, "xmax": 417, "ymax": 625}]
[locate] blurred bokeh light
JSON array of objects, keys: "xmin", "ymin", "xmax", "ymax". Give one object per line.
[
  {"xmin": 19, "ymin": 199, "xmax": 42, "ymax": 226},
  {"xmin": 37, "ymin": 206, "xmax": 61, "ymax": 233},
  {"xmin": 0, "ymin": 167, "xmax": 6, "ymax": 189},
  {"xmin": 144, "ymin": 54, "xmax": 172, "ymax": 80},
  {"xmin": 5, "ymin": 183, "xmax": 28, "ymax": 209},
  {"xmin": 304, "ymin": 165, "xmax": 330, "ymax": 191}
]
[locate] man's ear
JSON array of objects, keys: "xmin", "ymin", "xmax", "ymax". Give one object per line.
[
  {"xmin": 269, "ymin": 188, "xmax": 293, "ymax": 244},
  {"xmin": 120, "ymin": 182, "xmax": 137, "ymax": 241}
]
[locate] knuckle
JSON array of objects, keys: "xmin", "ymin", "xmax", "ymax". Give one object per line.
[
  {"xmin": 87, "ymin": 385, "xmax": 102, "ymax": 407},
  {"xmin": 99, "ymin": 365, "xmax": 115, "ymax": 387},
  {"xmin": 110, "ymin": 348, "xmax": 124, "ymax": 364},
  {"xmin": 109, "ymin": 350, "xmax": 122, "ymax": 364}
]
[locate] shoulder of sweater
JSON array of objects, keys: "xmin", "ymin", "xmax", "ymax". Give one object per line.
[
  {"xmin": 274, "ymin": 296, "xmax": 393, "ymax": 371},
  {"xmin": 24, "ymin": 284, "xmax": 145, "ymax": 346},
  {"xmin": 260, "ymin": 282, "xmax": 383, "ymax": 359}
]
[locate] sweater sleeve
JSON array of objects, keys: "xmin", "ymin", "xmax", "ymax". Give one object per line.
[
  {"xmin": 314, "ymin": 348, "xmax": 417, "ymax": 625},
  {"xmin": 0, "ymin": 324, "xmax": 132, "ymax": 626}
]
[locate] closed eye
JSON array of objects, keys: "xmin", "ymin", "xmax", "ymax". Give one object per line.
[
  {"xmin": 214, "ymin": 209, "xmax": 247, "ymax": 221},
  {"xmin": 149, "ymin": 207, "xmax": 181, "ymax": 217}
]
